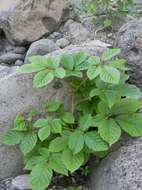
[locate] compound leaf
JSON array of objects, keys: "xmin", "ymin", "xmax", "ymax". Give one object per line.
[
  {"xmin": 62, "ymin": 149, "xmax": 84, "ymax": 173},
  {"xmin": 29, "ymin": 163, "xmax": 53, "ymax": 190}
]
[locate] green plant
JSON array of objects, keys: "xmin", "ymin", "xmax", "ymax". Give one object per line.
[
  {"xmin": 85, "ymin": 0, "xmax": 134, "ymax": 28},
  {"xmin": 3, "ymin": 49, "xmax": 142, "ymax": 190}
]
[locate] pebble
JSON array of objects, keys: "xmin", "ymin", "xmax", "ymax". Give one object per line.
[
  {"xmin": 0, "ymin": 53, "xmax": 24, "ymax": 64},
  {"xmin": 56, "ymin": 38, "xmax": 70, "ymax": 48},
  {"xmin": 11, "ymin": 175, "xmax": 30, "ymax": 190},
  {"xmin": 15, "ymin": 60, "xmax": 24, "ymax": 66}
]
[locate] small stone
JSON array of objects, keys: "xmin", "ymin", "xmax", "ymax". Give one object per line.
[
  {"xmin": 12, "ymin": 47, "xmax": 27, "ymax": 54},
  {"xmin": 15, "ymin": 60, "xmax": 24, "ymax": 66},
  {"xmin": 107, "ymin": 33, "xmax": 113, "ymax": 38},
  {"xmin": 0, "ymin": 53, "xmax": 24, "ymax": 64},
  {"xmin": 56, "ymin": 38, "xmax": 70, "ymax": 48},
  {"xmin": 62, "ymin": 20, "xmax": 91, "ymax": 44},
  {"xmin": 12, "ymin": 175, "xmax": 30, "ymax": 190},
  {"xmin": 50, "ymin": 32, "xmax": 62, "ymax": 38}
]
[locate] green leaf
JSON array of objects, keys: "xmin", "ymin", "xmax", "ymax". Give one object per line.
[
  {"xmin": 25, "ymin": 156, "xmax": 47, "ymax": 170},
  {"xmin": 87, "ymin": 66, "xmax": 101, "ymax": 80},
  {"xmin": 45, "ymin": 101, "xmax": 62, "ymax": 112},
  {"xmin": 55, "ymin": 68, "xmax": 66, "ymax": 79},
  {"xmin": 110, "ymin": 59, "xmax": 128, "ymax": 70},
  {"xmin": 98, "ymin": 119, "xmax": 121, "ymax": 146},
  {"xmin": 89, "ymin": 88, "xmax": 100, "ymax": 97},
  {"xmin": 103, "ymin": 89, "xmax": 120, "ymax": 108},
  {"xmin": 68, "ymin": 131, "xmax": 84, "ymax": 154},
  {"xmin": 104, "ymin": 19, "xmax": 112, "ymax": 27},
  {"xmin": 84, "ymin": 132, "xmax": 108, "ymax": 152},
  {"xmin": 51, "ymin": 119, "xmax": 62, "ymax": 134},
  {"xmin": 79, "ymin": 114, "xmax": 92, "ymax": 131},
  {"xmin": 62, "ymin": 149, "xmax": 84, "ymax": 172},
  {"xmin": 13, "ymin": 113, "xmax": 26, "ymax": 131},
  {"xmin": 2, "ymin": 131, "xmax": 24, "ymax": 145},
  {"xmin": 116, "ymin": 113, "xmax": 142, "ymax": 137},
  {"xmin": 17, "ymin": 56, "xmax": 47, "ymax": 73},
  {"xmin": 100, "ymin": 66, "xmax": 120, "ymax": 84},
  {"xmin": 33, "ymin": 119, "xmax": 48, "ymax": 128},
  {"xmin": 28, "ymin": 108, "xmax": 39, "ymax": 121},
  {"xmin": 61, "ymin": 53, "xmax": 74, "ymax": 70},
  {"xmin": 28, "ymin": 163, "xmax": 53, "ymax": 190},
  {"xmin": 87, "ymin": 56, "xmax": 100, "ymax": 65},
  {"xmin": 97, "ymin": 101, "xmax": 110, "ymax": 116},
  {"xmin": 49, "ymin": 137, "xmax": 67, "ymax": 152},
  {"xmin": 61, "ymin": 112, "xmax": 74, "ymax": 124},
  {"xmin": 33, "ymin": 70, "xmax": 54, "ymax": 88},
  {"xmin": 74, "ymin": 52, "xmax": 88, "ymax": 65},
  {"xmin": 120, "ymin": 84, "xmax": 142, "ymax": 99},
  {"xmin": 49, "ymin": 154, "xmax": 68, "ymax": 176},
  {"xmin": 92, "ymin": 114, "xmax": 106, "ymax": 127},
  {"xmin": 101, "ymin": 49, "xmax": 121, "ymax": 61},
  {"xmin": 39, "ymin": 148, "xmax": 49, "ymax": 158},
  {"xmin": 38, "ymin": 127, "xmax": 50, "ymax": 141},
  {"xmin": 45, "ymin": 56, "xmax": 59, "ymax": 69},
  {"xmin": 111, "ymin": 99, "xmax": 141, "ymax": 115},
  {"xmin": 20, "ymin": 133, "xmax": 37, "ymax": 155}
]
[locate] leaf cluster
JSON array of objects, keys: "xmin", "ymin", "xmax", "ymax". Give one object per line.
[
  {"xmin": 85, "ymin": 0, "xmax": 134, "ymax": 28},
  {"xmin": 3, "ymin": 48, "xmax": 142, "ymax": 190}
]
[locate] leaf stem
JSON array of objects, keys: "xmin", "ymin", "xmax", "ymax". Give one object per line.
[
  {"xmin": 75, "ymin": 97, "xmax": 90, "ymax": 106},
  {"xmin": 74, "ymin": 77, "xmax": 88, "ymax": 93}
]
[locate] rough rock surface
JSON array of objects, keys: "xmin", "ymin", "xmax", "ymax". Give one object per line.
[
  {"xmin": 60, "ymin": 19, "xmax": 91, "ymax": 44},
  {"xmin": 117, "ymin": 18, "xmax": 142, "ymax": 89},
  {"xmin": 0, "ymin": 0, "xmax": 69, "ymax": 45},
  {"xmin": 56, "ymin": 38, "xmax": 70, "ymax": 48},
  {"xmin": 0, "ymin": 40, "xmax": 110, "ymax": 178},
  {"xmin": 90, "ymin": 137, "xmax": 142, "ymax": 190},
  {"xmin": 24, "ymin": 39, "xmax": 59, "ymax": 63}
]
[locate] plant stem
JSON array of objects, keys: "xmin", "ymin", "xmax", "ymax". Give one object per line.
[
  {"xmin": 71, "ymin": 90, "xmax": 74, "ymax": 114},
  {"xmin": 74, "ymin": 77, "xmax": 88, "ymax": 93},
  {"xmin": 75, "ymin": 97, "xmax": 90, "ymax": 106}
]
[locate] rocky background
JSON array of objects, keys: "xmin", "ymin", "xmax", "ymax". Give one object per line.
[{"xmin": 0, "ymin": 0, "xmax": 142, "ymax": 189}]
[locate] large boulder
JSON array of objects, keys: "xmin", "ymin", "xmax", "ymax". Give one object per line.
[
  {"xmin": 0, "ymin": 40, "xmax": 110, "ymax": 178},
  {"xmin": 117, "ymin": 18, "xmax": 142, "ymax": 89},
  {"xmin": 90, "ymin": 137, "xmax": 142, "ymax": 190},
  {"xmin": 0, "ymin": 0, "xmax": 69, "ymax": 45}
]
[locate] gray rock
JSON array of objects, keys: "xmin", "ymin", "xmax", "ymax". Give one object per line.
[
  {"xmin": 0, "ymin": 53, "xmax": 24, "ymax": 64},
  {"xmin": 0, "ymin": 177, "xmax": 14, "ymax": 190},
  {"xmin": 12, "ymin": 175, "xmax": 30, "ymax": 190},
  {"xmin": 0, "ymin": 40, "xmax": 110, "ymax": 178},
  {"xmin": 0, "ymin": 0, "xmax": 69, "ymax": 45},
  {"xmin": 61, "ymin": 19, "xmax": 91, "ymax": 44},
  {"xmin": 24, "ymin": 39, "xmax": 59, "ymax": 63},
  {"xmin": 117, "ymin": 18, "xmax": 142, "ymax": 89},
  {"xmin": 15, "ymin": 60, "xmax": 24, "ymax": 66},
  {"xmin": 90, "ymin": 137, "xmax": 142, "ymax": 190},
  {"xmin": 12, "ymin": 47, "xmax": 26, "ymax": 54},
  {"xmin": 56, "ymin": 38, "xmax": 70, "ymax": 48}
]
